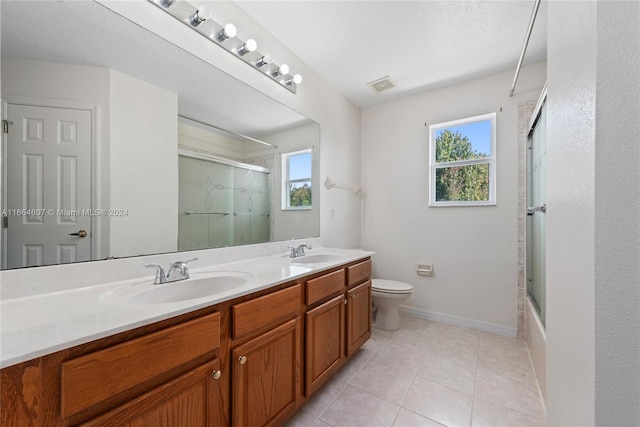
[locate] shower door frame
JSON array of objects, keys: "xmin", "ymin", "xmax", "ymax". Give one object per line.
[{"xmin": 526, "ymin": 84, "xmax": 547, "ymax": 326}]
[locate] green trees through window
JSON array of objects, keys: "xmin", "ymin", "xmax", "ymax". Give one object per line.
[
  {"xmin": 435, "ymin": 130, "xmax": 489, "ymax": 201},
  {"xmin": 289, "ymin": 183, "xmax": 312, "ymax": 207}
]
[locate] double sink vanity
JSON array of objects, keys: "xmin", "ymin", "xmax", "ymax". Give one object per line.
[{"xmin": 0, "ymin": 247, "xmax": 373, "ymax": 426}]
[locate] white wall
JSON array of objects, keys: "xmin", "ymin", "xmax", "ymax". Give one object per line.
[
  {"xmin": 594, "ymin": 3, "xmax": 639, "ymax": 421},
  {"xmin": 546, "ymin": 1, "xmax": 640, "ymax": 425},
  {"xmin": 109, "ymin": 69, "xmax": 178, "ymax": 257},
  {"xmin": 361, "ymin": 63, "xmax": 546, "ymax": 333},
  {"xmin": 546, "ymin": 3, "xmax": 597, "ymax": 422}
]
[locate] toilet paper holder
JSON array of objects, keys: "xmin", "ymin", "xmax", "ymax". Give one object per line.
[{"xmin": 416, "ymin": 264, "xmax": 433, "ymax": 276}]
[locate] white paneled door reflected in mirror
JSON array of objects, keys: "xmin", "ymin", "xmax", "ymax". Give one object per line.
[{"xmin": 0, "ymin": 1, "xmax": 320, "ymax": 270}]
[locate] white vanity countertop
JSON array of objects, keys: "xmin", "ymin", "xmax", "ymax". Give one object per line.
[{"xmin": 0, "ymin": 247, "xmax": 373, "ymax": 369}]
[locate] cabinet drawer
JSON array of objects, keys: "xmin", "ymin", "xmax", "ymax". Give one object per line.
[
  {"xmin": 347, "ymin": 259, "xmax": 371, "ymax": 287},
  {"xmin": 232, "ymin": 284, "xmax": 301, "ymax": 340},
  {"xmin": 61, "ymin": 312, "xmax": 220, "ymax": 418},
  {"xmin": 306, "ymin": 269, "xmax": 345, "ymax": 305}
]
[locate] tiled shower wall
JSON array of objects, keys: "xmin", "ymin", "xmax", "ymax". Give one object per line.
[{"xmin": 517, "ymin": 99, "xmax": 538, "ymax": 338}]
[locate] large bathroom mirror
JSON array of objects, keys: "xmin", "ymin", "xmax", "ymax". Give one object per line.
[{"xmin": 0, "ymin": 0, "xmax": 320, "ymax": 270}]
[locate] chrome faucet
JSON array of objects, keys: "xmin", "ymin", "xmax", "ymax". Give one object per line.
[
  {"xmin": 145, "ymin": 258, "xmax": 197, "ymax": 284},
  {"xmin": 287, "ymin": 244, "xmax": 312, "ymax": 258}
]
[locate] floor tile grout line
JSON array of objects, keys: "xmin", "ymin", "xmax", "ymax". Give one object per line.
[
  {"xmin": 314, "ymin": 351, "xmax": 375, "ymax": 424},
  {"xmin": 469, "ymin": 329, "xmax": 482, "ymax": 426},
  {"xmin": 473, "ymin": 397, "xmax": 547, "ymax": 423}
]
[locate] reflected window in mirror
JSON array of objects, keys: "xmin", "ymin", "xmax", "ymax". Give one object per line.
[{"xmin": 282, "ymin": 150, "xmax": 312, "ymax": 210}]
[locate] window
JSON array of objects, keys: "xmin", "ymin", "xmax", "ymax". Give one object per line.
[
  {"xmin": 429, "ymin": 113, "xmax": 496, "ymax": 206},
  {"xmin": 282, "ymin": 149, "xmax": 312, "ymax": 209}
]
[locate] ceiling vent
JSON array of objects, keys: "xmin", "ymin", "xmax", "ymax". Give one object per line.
[{"xmin": 367, "ymin": 76, "xmax": 395, "ymax": 93}]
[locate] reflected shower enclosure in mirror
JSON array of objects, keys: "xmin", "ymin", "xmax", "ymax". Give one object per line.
[{"xmin": 0, "ymin": 1, "xmax": 320, "ymax": 270}]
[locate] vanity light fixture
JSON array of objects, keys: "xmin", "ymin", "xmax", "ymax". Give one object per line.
[
  {"xmin": 188, "ymin": 4, "xmax": 211, "ymax": 27},
  {"xmin": 285, "ymin": 74, "xmax": 303, "ymax": 86},
  {"xmin": 215, "ymin": 23, "xmax": 237, "ymax": 42},
  {"xmin": 238, "ymin": 39, "xmax": 257, "ymax": 56},
  {"xmin": 255, "ymin": 54, "xmax": 271, "ymax": 68},
  {"xmin": 272, "ymin": 64, "xmax": 289, "ymax": 78},
  {"xmin": 149, "ymin": 0, "xmax": 301, "ymax": 93}
]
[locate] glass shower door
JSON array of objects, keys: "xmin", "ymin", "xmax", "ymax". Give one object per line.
[{"xmin": 527, "ymin": 98, "xmax": 547, "ymax": 325}]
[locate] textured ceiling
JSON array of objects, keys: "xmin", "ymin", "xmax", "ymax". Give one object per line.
[{"xmin": 236, "ymin": 1, "xmax": 548, "ymax": 108}]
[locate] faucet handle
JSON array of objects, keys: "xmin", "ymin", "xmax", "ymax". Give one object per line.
[
  {"xmin": 172, "ymin": 257, "xmax": 198, "ymax": 268},
  {"xmin": 170, "ymin": 257, "xmax": 198, "ymax": 279},
  {"xmin": 145, "ymin": 263, "xmax": 166, "ymax": 284}
]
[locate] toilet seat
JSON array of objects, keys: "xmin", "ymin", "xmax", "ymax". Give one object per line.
[{"xmin": 371, "ymin": 279, "xmax": 413, "ymax": 295}]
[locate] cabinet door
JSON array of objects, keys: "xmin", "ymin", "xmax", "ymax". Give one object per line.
[
  {"xmin": 305, "ymin": 294, "xmax": 345, "ymax": 396},
  {"xmin": 232, "ymin": 318, "xmax": 300, "ymax": 427},
  {"xmin": 346, "ymin": 280, "xmax": 372, "ymax": 357},
  {"xmin": 81, "ymin": 359, "xmax": 222, "ymax": 427}
]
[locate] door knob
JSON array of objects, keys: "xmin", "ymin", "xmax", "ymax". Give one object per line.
[{"xmin": 69, "ymin": 230, "xmax": 87, "ymax": 238}]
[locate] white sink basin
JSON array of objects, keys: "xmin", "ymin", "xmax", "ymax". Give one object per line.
[
  {"xmin": 290, "ymin": 254, "xmax": 343, "ymax": 264},
  {"xmin": 101, "ymin": 272, "xmax": 251, "ymax": 305}
]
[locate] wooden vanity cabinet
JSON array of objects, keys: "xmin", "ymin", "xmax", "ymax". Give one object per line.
[
  {"xmin": 305, "ymin": 294, "xmax": 345, "ymax": 396},
  {"xmin": 346, "ymin": 259, "xmax": 372, "ymax": 357},
  {"xmin": 304, "ymin": 259, "xmax": 371, "ymax": 397},
  {"xmin": 80, "ymin": 358, "xmax": 222, "ymax": 427},
  {"xmin": 230, "ymin": 284, "xmax": 302, "ymax": 427},
  {"xmin": 346, "ymin": 280, "xmax": 372, "ymax": 357},
  {"xmin": 0, "ymin": 258, "xmax": 372, "ymax": 427},
  {"xmin": 63, "ymin": 312, "xmax": 224, "ymax": 426},
  {"xmin": 0, "ymin": 311, "xmax": 224, "ymax": 427}
]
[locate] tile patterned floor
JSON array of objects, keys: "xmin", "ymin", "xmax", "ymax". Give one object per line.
[{"xmin": 286, "ymin": 314, "xmax": 546, "ymax": 427}]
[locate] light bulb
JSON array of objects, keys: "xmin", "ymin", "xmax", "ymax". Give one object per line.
[
  {"xmin": 189, "ymin": 4, "xmax": 211, "ymax": 26},
  {"xmin": 273, "ymin": 64, "xmax": 289, "ymax": 77},
  {"xmin": 216, "ymin": 23, "xmax": 237, "ymax": 41},
  {"xmin": 238, "ymin": 39, "xmax": 257, "ymax": 56},
  {"xmin": 197, "ymin": 5, "xmax": 211, "ymax": 20},
  {"xmin": 285, "ymin": 74, "xmax": 303, "ymax": 86}
]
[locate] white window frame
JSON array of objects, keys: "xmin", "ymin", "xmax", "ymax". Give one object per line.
[
  {"xmin": 429, "ymin": 112, "xmax": 496, "ymax": 207},
  {"xmin": 281, "ymin": 149, "xmax": 312, "ymax": 210}
]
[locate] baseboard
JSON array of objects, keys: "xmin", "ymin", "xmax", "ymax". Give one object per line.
[{"xmin": 398, "ymin": 305, "xmax": 517, "ymax": 337}]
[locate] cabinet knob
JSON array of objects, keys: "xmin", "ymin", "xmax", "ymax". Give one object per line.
[
  {"xmin": 351, "ymin": 294, "xmax": 355, "ymax": 299},
  {"xmin": 211, "ymin": 370, "xmax": 222, "ymax": 380},
  {"xmin": 238, "ymin": 355, "xmax": 247, "ymax": 365},
  {"xmin": 343, "ymin": 299, "xmax": 347, "ymax": 305}
]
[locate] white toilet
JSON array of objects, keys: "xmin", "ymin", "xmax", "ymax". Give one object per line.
[{"xmin": 371, "ymin": 279, "xmax": 414, "ymax": 331}]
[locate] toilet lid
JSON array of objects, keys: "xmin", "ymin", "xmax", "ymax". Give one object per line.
[{"xmin": 371, "ymin": 279, "xmax": 413, "ymax": 294}]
